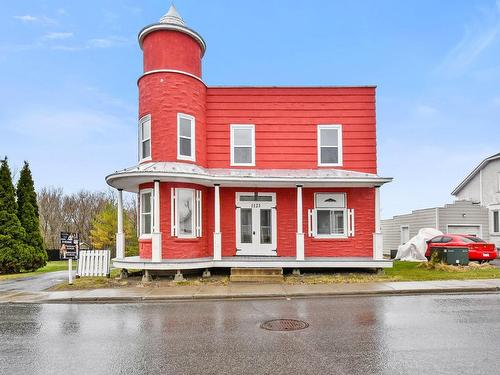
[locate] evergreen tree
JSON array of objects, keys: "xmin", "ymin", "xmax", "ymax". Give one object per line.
[
  {"xmin": 16, "ymin": 161, "xmax": 47, "ymax": 270},
  {"xmin": 0, "ymin": 158, "xmax": 32, "ymax": 273}
]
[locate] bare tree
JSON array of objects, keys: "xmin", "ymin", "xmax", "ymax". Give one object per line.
[
  {"xmin": 37, "ymin": 187, "xmax": 65, "ymax": 249},
  {"xmin": 62, "ymin": 190, "xmax": 110, "ymax": 247},
  {"xmin": 37, "ymin": 187, "xmax": 114, "ymax": 249}
]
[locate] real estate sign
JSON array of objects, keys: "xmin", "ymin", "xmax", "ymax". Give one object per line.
[{"xmin": 60, "ymin": 232, "xmax": 79, "ymax": 260}]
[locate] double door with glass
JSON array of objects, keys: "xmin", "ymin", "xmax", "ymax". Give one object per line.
[{"xmin": 236, "ymin": 193, "xmax": 277, "ymax": 256}]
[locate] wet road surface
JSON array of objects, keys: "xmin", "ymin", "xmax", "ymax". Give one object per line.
[
  {"xmin": 0, "ymin": 270, "xmax": 75, "ymax": 292},
  {"xmin": 0, "ymin": 294, "xmax": 499, "ymax": 374}
]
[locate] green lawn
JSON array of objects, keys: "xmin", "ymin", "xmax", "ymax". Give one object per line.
[
  {"xmin": 286, "ymin": 260, "xmax": 500, "ymax": 284},
  {"xmin": 0, "ymin": 261, "xmax": 76, "ymax": 281},
  {"xmin": 383, "ymin": 260, "xmax": 500, "ymax": 281}
]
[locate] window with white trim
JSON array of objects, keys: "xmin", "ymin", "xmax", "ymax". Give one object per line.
[
  {"xmin": 493, "ymin": 210, "xmax": 499, "ymax": 234},
  {"xmin": 171, "ymin": 188, "xmax": 202, "ymax": 238},
  {"xmin": 230, "ymin": 124, "xmax": 255, "ymax": 166},
  {"xmin": 177, "ymin": 113, "xmax": 195, "ymax": 161},
  {"xmin": 318, "ymin": 125, "xmax": 342, "ymax": 166},
  {"xmin": 140, "ymin": 189, "xmax": 153, "ymax": 235},
  {"xmin": 139, "ymin": 114, "xmax": 151, "ymax": 161},
  {"xmin": 307, "ymin": 193, "xmax": 354, "ymax": 238}
]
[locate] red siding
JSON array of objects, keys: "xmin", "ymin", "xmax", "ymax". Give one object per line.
[
  {"xmin": 303, "ymin": 187, "xmax": 375, "ymax": 257},
  {"xmin": 218, "ymin": 187, "xmax": 374, "ymax": 258},
  {"xmin": 138, "ymin": 185, "xmax": 375, "ymax": 259},
  {"xmin": 206, "ymin": 87, "xmax": 377, "ymax": 174},
  {"xmin": 135, "ymin": 27, "xmax": 380, "ymax": 261},
  {"xmin": 138, "ymin": 182, "xmax": 211, "ymax": 260},
  {"xmin": 139, "ymin": 72, "xmax": 207, "ymax": 166},
  {"xmin": 139, "ymin": 240, "xmax": 152, "ymax": 259},
  {"xmin": 219, "ymin": 188, "xmax": 296, "ymax": 257},
  {"xmin": 142, "ymin": 30, "xmax": 202, "ymax": 77}
]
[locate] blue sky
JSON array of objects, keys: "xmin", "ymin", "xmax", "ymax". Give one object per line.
[{"xmin": 1, "ymin": 0, "xmax": 499, "ymax": 219}]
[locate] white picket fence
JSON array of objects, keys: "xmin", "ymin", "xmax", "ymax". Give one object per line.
[{"xmin": 77, "ymin": 250, "xmax": 111, "ymax": 277}]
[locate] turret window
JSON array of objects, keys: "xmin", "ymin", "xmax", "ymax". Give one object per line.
[
  {"xmin": 230, "ymin": 124, "xmax": 255, "ymax": 166},
  {"xmin": 177, "ymin": 113, "xmax": 195, "ymax": 161},
  {"xmin": 139, "ymin": 114, "xmax": 151, "ymax": 161}
]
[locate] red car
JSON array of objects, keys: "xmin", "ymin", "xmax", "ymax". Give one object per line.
[{"xmin": 426, "ymin": 234, "xmax": 498, "ymax": 262}]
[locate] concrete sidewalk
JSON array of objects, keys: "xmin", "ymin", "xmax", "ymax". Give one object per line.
[{"xmin": 1, "ymin": 278, "xmax": 500, "ymax": 304}]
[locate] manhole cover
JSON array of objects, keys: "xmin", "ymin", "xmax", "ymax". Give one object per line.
[{"xmin": 260, "ymin": 319, "xmax": 309, "ymax": 331}]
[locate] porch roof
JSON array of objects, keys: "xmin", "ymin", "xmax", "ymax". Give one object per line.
[{"xmin": 106, "ymin": 161, "xmax": 392, "ymax": 192}]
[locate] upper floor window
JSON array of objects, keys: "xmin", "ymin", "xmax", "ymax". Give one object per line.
[
  {"xmin": 177, "ymin": 113, "xmax": 195, "ymax": 161},
  {"xmin": 230, "ymin": 124, "xmax": 255, "ymax": 166},
  {"xmin": 139, "ymin": 114, "xmax": 151, "ymax": 161},
  {"xmin": 140, "ymin": 189, "xmax": 153, "ymax": 236},
  {"xmin": 318, "ymin": 125, "xmax": 342, "ymax": 166}
]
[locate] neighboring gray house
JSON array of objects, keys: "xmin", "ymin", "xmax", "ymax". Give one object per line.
[
  {"xmin": 382, "ymin": 200, "xmax": 490, "ymax": 256},
  {"xmin": 451, "ymin": 153, "xmax": 500, "ymax": 248}
]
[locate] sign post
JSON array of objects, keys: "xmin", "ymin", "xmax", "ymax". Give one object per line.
[
  {"xmin": 68, "ymin": 258, "xmax": 73, "ymax": 284},
  {"xmin": 60, "ymin": 232, "xmax": 79, "ymax": 285}
]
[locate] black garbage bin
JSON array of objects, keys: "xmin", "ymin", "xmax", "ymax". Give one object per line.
[{"xmin": 430, "ymin": 247, "xmax": 469, "ymax": 265}]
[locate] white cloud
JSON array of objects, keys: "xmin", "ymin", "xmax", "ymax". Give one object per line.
[
  {"xmin": 13, "ymin": 14, "xmax": 56, "ymax": 25},
  {"xmin": 49, "ymin": 36, "xmax": 132, "ymax": 52},
  {"xmin": 437, "ymin": 3, "xmax": 500, "ymax": 76},
  {"xmin": 86, "ymin": 36, "xmax": 131, "ymax": 49},
  {"xmin": 42, "ymin": 32, "xmax": 73, "ymax": 40},
  {"xmin": 13, "ymin": 15, "xmax": 37, "ymax": 22}
]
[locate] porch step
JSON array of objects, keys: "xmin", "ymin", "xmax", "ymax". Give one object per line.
[{"xmin": 230, "ymin": 267, "xmax": 283, "ymax": 283}]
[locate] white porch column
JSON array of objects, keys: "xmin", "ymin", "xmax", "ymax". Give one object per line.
[
  {"xmin": 152, "ymin": 180, "xmax": 162, "ymax": 262},
  {"xmin": 115, "ymin": 189, "xmax": 125, "ymax": 259},
  {"xmin": 213, "ymin": 184, "xmax": 222, "ymax": 261},
  {"xmin": 373, "ymin": 186, "xmax": 383, "ymax": 260},
  {"xmin": 296, "ymin": 185, "xmax": 305, "ymax": 261}
]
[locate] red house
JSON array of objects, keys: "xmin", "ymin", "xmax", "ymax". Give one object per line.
[{"xmin": 106, "ymin": 6, "xmax": 392, "ymax": 276}]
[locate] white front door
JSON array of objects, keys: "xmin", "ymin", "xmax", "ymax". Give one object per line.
[{"xmin": 236, "ymin": 192, "xmax": 277, "ymax": 256}]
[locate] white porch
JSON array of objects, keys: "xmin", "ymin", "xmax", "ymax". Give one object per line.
[
  {"xmin": 113, "ymin": 256, "xmax": 393, "ymax": 270},
  {"xmin": 109, "ymin": 162, "xmax": 392, "ymax": 267}
]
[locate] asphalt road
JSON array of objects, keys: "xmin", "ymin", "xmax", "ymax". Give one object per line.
[
  {"xmin": 0, "ymin": 270, "xmax": 75, "ymax": 292},
  {"xmin": 0, "ymin": 294, "xmax": 499, "ymax": 374}
]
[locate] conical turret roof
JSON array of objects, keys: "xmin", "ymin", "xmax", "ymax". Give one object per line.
[
  {"xmin": 159, "ymin": 4, "xmax": 185, "ymax": 26},
  {"xmin": 138, "ymin": 4, "xmax": 206, "ymax": 56}
]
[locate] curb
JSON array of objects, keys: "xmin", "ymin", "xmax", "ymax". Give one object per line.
[{"xmin": 3, "ymin": 285, "xmax": 499, "ymax": 304}]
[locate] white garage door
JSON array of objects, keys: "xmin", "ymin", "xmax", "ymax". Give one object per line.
[{"xmin": 447, "ymin": 225, "xmax": 481, "ymax": 237}]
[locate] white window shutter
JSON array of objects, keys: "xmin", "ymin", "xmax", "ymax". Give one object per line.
[
  {"xmin": 196, "ymin": 190, "xmax": 202, "ymax": 237},
  {"xmin": 308, "ymin": 209, "xmax": 318, "ymax": 237},
  {"xmin": 171, "ymin": 188, "xmax": 177, "ymax": 236},
  {"xmin": 312, "ymin": 209, "xmax": 318, "ymax": 237},
  {"xmin": 348, "ymin": 209, "xmax": 355, "ymax": 237},
  {"xmin": 307, "ymin": 209, "xmax": 312, "ymax": 236}
]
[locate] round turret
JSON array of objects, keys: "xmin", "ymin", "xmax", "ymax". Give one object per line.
[
  {"xmin": 138, "ymin": 4, "xmax": 206, "ymax": 78},
  {"xmin": 137, "ymin": 5, "xmax": 207, "ymax": 166}
]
